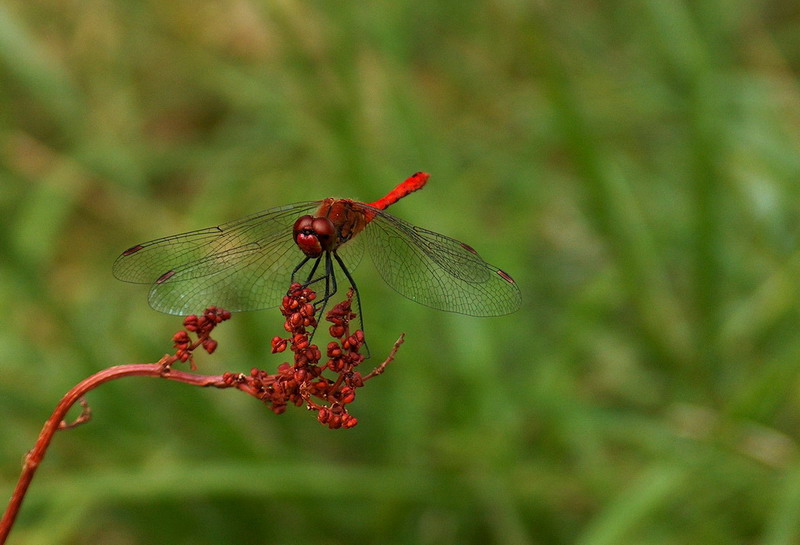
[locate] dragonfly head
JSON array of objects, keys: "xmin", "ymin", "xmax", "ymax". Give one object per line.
[{"xmin": 293, "ymin": 215, "xmax": 336, "ymax": 257}]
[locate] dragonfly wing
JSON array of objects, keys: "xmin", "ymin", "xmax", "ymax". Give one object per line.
[
  {"xmin": 335, "ymin": 225, "xmax": 366, "ymax": 272},
  {"xmin": 363, "ymin": 208, "xmax": 521, "ymax": 316},
  {"xmin": 113, "ymin": 201, "xmax": 321, "ymax": 315}
]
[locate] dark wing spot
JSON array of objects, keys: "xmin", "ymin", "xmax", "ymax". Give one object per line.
[
  {"xmin": 156, "ymin": 270, "xmax": 176, "ymax": 284},
  {"xmin": 122, "ymin": 244, "xmax": 144, "ymax": 256},
  {"xmin": 460, "ymin": 242, "xmax": 478, "ymax": 255},
  {"xmin": 496, "ymin": 269, "xmax": 516, "ymax": 284}
]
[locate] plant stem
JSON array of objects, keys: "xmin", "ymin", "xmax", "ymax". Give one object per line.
[{"xmin": 0, "ymin": 362, "xmax": 233, "ymax": 544}]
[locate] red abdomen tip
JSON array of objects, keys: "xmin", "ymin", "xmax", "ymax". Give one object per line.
[
  {"xmin": 408, "ymin": 172, "xmax": 430, "ymax": 190},
  {"xmin": 368, "ymin": 172, "xmax": 431, "ymax": 210}
]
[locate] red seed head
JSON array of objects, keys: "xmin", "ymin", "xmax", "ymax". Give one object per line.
[
  {"xmin": 289, "ymin": 312, "xmax": 304, "ymax": 328},
  {"xmin": 346, "ymin": 372, "xmax": 364, "ymax": 388},
  {"xmin": 271, "ymin": 336, "xmax": 288, "ymax": 353},
  {"xmin": 202, "ymin": 339, "xmax": 218, "ymax": 354},
  {"xmin": 294, "ymin": 368, "xmax": 308, "ymax": 383},
  {"xmin": 340, "ymin": 387, "xmax": 356, "ymax": 404},
  {"xmin": 341, "ymin": 414, "xmax": 358, "ymax": 429},
  {"xmin": 327, "ymin": 342, "xmax": 342, "ymax": 357}
]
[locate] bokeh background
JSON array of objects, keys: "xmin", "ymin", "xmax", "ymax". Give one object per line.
[{"xmin": 2, "ymin": 1, "xmax": 800, "ymax": 544}]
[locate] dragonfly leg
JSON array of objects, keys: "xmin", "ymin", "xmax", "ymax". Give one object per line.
[
  {"xmin": 301, "ymin": 252, "xmax": 338, "ymax": 347},
  {"xmin": 311, "ymin": 252, "xmax": 337, "ymax": 316},
  {"xmin": 297, "ymin": 255, "xmax": 338, "ymax": 308},
  {"xmin": 333, "ymin": 251, "xmax": 370, "ymax": 357},
  {"xmin": 298, "ymin": 253, "xmax": 332, "ymax": 295},
  {"xmin": 291, "ymin": 256, "xmax": 314, "ymax": 285}
]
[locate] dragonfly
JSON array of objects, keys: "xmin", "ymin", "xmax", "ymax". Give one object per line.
[{"xmin": 113, "ymin": 172, "xmax": 521, "ymax": 322}]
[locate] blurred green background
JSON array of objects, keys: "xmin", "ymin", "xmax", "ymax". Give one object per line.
[{"xmin": 2, "ymin": 1, "xmax": 800, "ymax": 544}]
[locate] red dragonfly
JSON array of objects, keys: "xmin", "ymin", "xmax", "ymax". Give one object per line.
[{"xmin": 113, "ymin": 172, "xmax": 520, "ymax": 319}]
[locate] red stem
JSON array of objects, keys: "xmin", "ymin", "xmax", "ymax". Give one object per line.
[
  {"xmin": 0, "ymin": 363, "xmax": 234, "ymax": 544},
  {"xmin": 1, "ymin": 321, "xmax": 403, "ymax": 543}
]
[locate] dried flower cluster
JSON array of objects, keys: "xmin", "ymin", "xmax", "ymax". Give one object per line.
[
  {"xmin": 168, "ymin": 307, "xmax": 232, "ymax": 370},
  {"xmin": 155, "ymin": 284, "xmax": 399, "ymax": 430},
  {"xmin": 209, "ymin": 283, "xmax": 396, "ymax": 429}
]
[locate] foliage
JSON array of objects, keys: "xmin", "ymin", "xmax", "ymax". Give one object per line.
[{"xmin": 1, "ymin": 1, "xmax": 800, "ymax": 544}]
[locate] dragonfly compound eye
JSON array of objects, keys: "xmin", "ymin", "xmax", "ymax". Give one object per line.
[
  {"xmin": 293, "ymin": 215, "xmax": 314, "ymax": 238},
  {"xmin": 311, "ymin": 217, "xmax": 336, "ymax": 249},
  {"xmin": 293, "ymin": 215, "xmax": 322, "ymax": 257},
  {"xmin": 293, "ymin": 215, "xmax": 337, "ymax": 257}
]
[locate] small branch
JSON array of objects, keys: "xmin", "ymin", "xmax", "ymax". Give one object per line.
[
  {"xmin": 58, "ymin": 398, "xmax": 91, "ymax": 430},
  {"xmin": 363, "ymin": 334, "xmax": 405, "ymax": 380}
]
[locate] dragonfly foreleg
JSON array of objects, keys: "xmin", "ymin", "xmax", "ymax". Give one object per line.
[{"xmin": 291, "ymin": 256, "xmax": 314, "ymax": 285}]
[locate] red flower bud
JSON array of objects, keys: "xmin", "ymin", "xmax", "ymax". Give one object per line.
[
  {"xmin": 342, "ymin": 414, "xmax": 358, "ymax": 429},
  {"xmin": 294, "ymin": 334, "xmax": 309, "ymax": 350},
  {"xmin": 327, "ymin": 342, "xmax": 342, "ymax": 357},
  {"xmin": 271, "ymin": 337, "xmax": 287, "ymax": 353},
  {"xmin": 340, "ymin": 387, "xmax": 356, "ymax": 404}
]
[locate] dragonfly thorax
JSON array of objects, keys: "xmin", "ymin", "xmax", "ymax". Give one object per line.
[{"xmin": 293, "ymin": 198, "xmax": 371, "ymax": 258}]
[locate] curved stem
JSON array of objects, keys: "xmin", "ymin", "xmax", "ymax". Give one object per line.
[{"xmin": 0, "ymin": 363, "xmax": 233, "ymax": 544}]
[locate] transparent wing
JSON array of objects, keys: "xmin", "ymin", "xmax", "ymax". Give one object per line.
[
  {"xmin": 362, "ymin": 207, "xmax": 521, "ymax": 316},
  {"xmin": 113, "ymin": 201, "xmax": 333, "ymax": 315}
]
